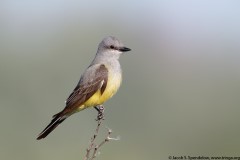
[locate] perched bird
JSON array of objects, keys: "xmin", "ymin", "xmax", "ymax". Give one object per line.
[{"xmin": 37, "ymin": 36, "xmax": 131, "ymax": 140}]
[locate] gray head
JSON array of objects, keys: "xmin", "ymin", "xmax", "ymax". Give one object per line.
[{"xmin": 97, "ymin": 36, "xmax": 131, "ymax": 58}]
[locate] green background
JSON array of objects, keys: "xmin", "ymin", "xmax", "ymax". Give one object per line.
[{"xmin": 1, "ymin": 1, "xmax": 240, "ymax": 159}]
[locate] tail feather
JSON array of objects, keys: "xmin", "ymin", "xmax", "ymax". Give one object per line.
[{"xmin": 37, "ymin": 112, "xmax": 67, "ymax": 140}]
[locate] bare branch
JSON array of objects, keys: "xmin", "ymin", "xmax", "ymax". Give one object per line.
[
  {"xmin": 83, "ymin": 105, "xmax": 119, "ymax": 160},
  {"xmin": 90, "ymin": 127, "xmax": 112, "ymax": 159},
  {"xmin": 84, "ymin": 119, "xmax": 102, "ymax": 160}
]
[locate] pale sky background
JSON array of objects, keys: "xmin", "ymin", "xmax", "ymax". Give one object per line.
[{"xmin": 1, "ymin": 1, "xmax": 240, "ymax": 160}]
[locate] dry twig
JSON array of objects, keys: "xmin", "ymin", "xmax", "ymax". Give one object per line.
[{"xmin": 83, "ymin": 105, "xmax": 119, "ymax": 160}]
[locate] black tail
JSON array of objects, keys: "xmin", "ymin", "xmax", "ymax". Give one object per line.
[{"xmin": 37, "ymin": 112, "xmax": 67, "ymax": 140}]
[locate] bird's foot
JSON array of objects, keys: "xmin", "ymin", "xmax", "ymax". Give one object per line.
[{"xmin": 94, "ymin": 105, "xmax": 105, "ymax": 121}]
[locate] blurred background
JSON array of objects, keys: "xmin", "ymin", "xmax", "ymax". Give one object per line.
[{"xmin": 1, "ymin": 0, "xmax": 240, "ymax": 159}]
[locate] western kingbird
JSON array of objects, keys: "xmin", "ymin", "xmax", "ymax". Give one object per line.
[{"xmin": 37, "ymin": 36, "xmax": 131, "ymax": 140}]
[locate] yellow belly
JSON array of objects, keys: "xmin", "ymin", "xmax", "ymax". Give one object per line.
[{"xmin": 78, "ymin": 72, "xmax": 122, "ymax": 111}]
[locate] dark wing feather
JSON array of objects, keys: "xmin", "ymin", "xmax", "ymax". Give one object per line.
[
  {"xmin": 61, "ymin": 64, "xmax": 108, "ymax": 115},
  {"xmin": 37, "ymin": 64, "xmax": 108, "ymax": 139}
]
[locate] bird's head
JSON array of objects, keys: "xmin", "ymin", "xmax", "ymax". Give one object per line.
[{"xmin": 97, "ymin": 36, "xmax": 131, "ymax": 58}]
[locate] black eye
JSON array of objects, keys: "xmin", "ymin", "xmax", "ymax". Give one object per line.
[{"xmin": 110, "ymin": 45, "xmax": 115, "ymax": 49}]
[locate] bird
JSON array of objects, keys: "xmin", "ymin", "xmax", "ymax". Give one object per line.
[{"xmin": 37, "ymin": 36, "xmax": 131, "ymax": 140}]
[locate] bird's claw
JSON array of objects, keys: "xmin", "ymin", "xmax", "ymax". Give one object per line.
[{"xmin": 95, "ymin": 105, "xmax": 105, "ymax": 121}]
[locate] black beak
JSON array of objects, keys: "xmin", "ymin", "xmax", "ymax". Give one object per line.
[{"xmin": 119, "ymin": 47, "xmax": 131, "ymax": 52}]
